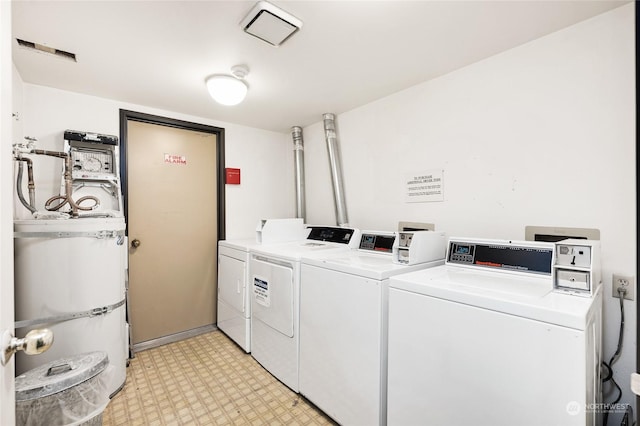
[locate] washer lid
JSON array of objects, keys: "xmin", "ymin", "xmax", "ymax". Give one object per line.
[
  {"xmin": 15, "ymin": 351, "xmax": 109, "ymax": 401},
  {"xmin": 389, "ymin": 266, "xmax": 598, "ymax": 330}
]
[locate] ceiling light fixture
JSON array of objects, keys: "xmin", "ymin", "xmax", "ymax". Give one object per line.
[
  {"xmin": 240, "ymin": 1, "xmax": 302, "ymax": 47},
  {"xmin": 206, "ymin": 65, "xmax": 249, "ymax": 106}
]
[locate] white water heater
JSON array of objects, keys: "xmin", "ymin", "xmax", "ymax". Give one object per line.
[{"xmin": 13, "ymin": 130, "xmax": 127, "ymax": 396}]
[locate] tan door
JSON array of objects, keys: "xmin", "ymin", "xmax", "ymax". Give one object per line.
[{"xmin": 127, "ymin": 120, "xmax": 218, "ymax": 345}]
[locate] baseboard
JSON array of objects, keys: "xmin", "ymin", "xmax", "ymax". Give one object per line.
[{"xmin": 131, "ymin": 324, "xmax": 217, "ymax": 355}]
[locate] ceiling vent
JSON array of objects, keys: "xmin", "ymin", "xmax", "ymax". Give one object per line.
[
  {"xmin": 240, "ymin": 1, "xmax": 302, "ymax": 47},
  {"xmin": 16, "ymin": 38, "xmax": 77, "ymax": 62}
]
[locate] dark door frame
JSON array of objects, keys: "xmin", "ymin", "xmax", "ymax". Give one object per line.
[
  {"xmin": 119, "ymin": 110, "xmax": 225, "ymax": 358},
  {"xmin": 118, "ymin": 109, "xmax": 226, "ymax": 240}
]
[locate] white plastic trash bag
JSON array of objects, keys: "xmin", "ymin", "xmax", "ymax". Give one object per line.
[{"xmin": 15, "ymin": 352, "xmax": 112, "ymax": 426}]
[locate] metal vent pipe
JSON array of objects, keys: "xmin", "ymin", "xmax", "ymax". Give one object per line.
[
  {"xmin": 322, "ymin": 113, "xmax": 349, "ymax": 227},
  {"xmin": 291, "ymin": 126, "xmax": 306, "ymax": 221}
]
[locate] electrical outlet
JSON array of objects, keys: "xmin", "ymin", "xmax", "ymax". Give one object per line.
[{"xmin": 612, "ymin": 274, "xmax": 635, "ymax": 301}]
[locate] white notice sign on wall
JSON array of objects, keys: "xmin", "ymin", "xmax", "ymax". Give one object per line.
[{"xmin": 405, "ymin": 170, "xmax": 444, "ymax": 203}]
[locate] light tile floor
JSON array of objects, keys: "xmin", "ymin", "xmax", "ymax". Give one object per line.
[{"xmin": 103, "ymin": 330, "xmax": 336, "ymax": 425}]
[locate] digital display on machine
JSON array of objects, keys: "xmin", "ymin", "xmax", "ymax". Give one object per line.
[
  {"xmin": 448, "ymin": 241, "xmax": 553, "ymax": 275},
  {"xmin": 307, "ymin": 227, "xmax": 354, "ymax": 244},
  {"xmin": 454, "ymin": 245, "xmax": 473, "ymax": 255},
  {"xmin": 359, "ymin": 234, "xmax": 395, "ymax": 252}
]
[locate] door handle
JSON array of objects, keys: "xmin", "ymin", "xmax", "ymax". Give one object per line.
[
  {"xmin": 2, "ymin": 328, "xmax": 54, "ymax": 366},
  {"xmin": 131, "ymin": 239, "xmax": 141, "ymax": 248}
]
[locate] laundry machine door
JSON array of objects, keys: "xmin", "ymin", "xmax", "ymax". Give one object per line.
[
  {"xmin": 250, "ymin": 257, "xmax": 294, "ymax": 337},
  {"xmin": 218, "ymin": 254, "xmax": 246, "ymax": 314}
]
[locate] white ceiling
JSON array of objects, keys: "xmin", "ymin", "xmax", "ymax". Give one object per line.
[{"xmin": 12, "ymin": 0, "xmax": 627, "ymax": 134}]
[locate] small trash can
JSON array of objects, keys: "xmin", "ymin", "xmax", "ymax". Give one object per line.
[{"xmin": 15, "ymin": 351, "xmax": 112, "ymax": 426}]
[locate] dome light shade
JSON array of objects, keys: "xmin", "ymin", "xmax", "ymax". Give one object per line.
[{"xmin": 206, "ymin": 75, "xmax": 248, "ymax": 106}]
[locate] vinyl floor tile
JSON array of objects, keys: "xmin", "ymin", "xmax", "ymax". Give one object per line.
[{"xmin": 102, "ymin": 330, "xmax": 336, "ymax": 426}]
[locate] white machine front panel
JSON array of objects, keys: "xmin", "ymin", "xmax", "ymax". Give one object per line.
[
  {"xmin": 251, "ymin": 315, "xmax": 299, "ymax": 392},
  {"xmin": 218, "ymin": 255, "xmax": 247, "ymax": 315},
  {"xmin": 217, "ymin": 241, "xmax": 254, "ymax": 352},
  {"xmin": 249, "ymin": 255, "xmax": 300, "ymax": 392},
  {"xmin": 250, "ymin": 257, "xmax": 294, "ymax": 337},
  {"xmin": 299, "ymin": 263, "xmax": 384, "ymax": 425},
  {"xmin": 217, "ymin": 298, "xmax": 250, "ymax": 353},
  {"xmin": 387, "ymin": 288, "xmax": 592, "ymax": 426}
]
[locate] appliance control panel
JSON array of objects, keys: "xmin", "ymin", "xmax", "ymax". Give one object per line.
[
  {"xmin": 445, "ymin": 239, "xmax": 555, "ymax": 275},
  {"xmin": 448, "ymin": 242, "xmax": 475, "ymax": 264},
  {"xmin": 307, "ymin": 226, "xmax": 359, "ymax": 248},
  {"xmin": 358, "ymin": 233, "xmax": 395, "ymax": 253}
]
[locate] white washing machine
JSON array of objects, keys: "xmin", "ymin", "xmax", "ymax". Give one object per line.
[
  {"xmin": 299, "ymin": 230, "xmax": 446, "ymax": 426},
  {"xmin": 217, "ymin": 217, "xmax": 307, "ymax": 353},
  {"xmin": 249, "ymin": 226, "xmax": 361, "ymax": 392},
  {"xmin": 387, "ymin": 238, "xmax": 603, "ymax": 426}
]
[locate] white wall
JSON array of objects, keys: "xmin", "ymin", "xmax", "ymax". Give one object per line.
[
  {"xmin": 12, "ymin": 63, "xmax": 23, "ymax": 144},
  {"xmin": 1, "ymin": 1, "xmax": 16, "ymax": 422},
  {"xmin": 12, "ymin": 83, "xmax": 295, "ymax": 238},
  {"xmin": 304, "ymin": 3, "xmax": 636, "ymax": 421}
]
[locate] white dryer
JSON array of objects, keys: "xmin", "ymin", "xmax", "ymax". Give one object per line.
[
  {"xmin": 217, "ymin": 239, "xmax": 260, "ymax": 353},
  {"xmin": 387, "ymin": 238, "xmax": 603, "ymax": 426},
  {"xmin": 299, "ymin": 230, "xmax": 446, "ymax": 426},
  {"xmin": 217, "ymin": 218, "xmax": 306, "ymax": 352},
  {"xmin": 249, "ymin": 226, "xmax": 360, "ymax": 392}
]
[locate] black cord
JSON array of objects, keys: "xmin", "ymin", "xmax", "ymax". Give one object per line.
[
  {"xmin": 610, "ymin": 291, "xmax": 626, "ymax": 366},
  {"xmin": 602, "ymin": 288, "xmax": 626, "ymax": 425}
]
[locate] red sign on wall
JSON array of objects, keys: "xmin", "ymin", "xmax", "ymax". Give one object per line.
[{"xmin": 226, "ymin": 168, "xmax": 241, "ymax": 185}]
